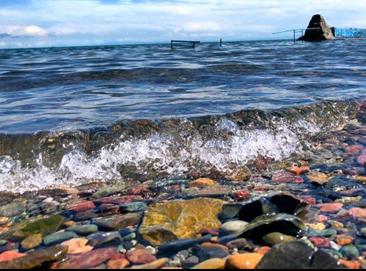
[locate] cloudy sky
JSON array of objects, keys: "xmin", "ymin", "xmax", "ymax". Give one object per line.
[{"xmin": 0, "ymin": 0, "xmax": 366, "ymax": 48}]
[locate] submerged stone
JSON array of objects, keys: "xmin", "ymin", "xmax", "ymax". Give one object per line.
[
  {"xmin": 226, "ymin": 253, "xmax": 263, "ymax": 269},
  {"xmin": 0, "ymin": 251, "xmax": 26, "ymax": 262},
  {"xmin": 191, "ymin": 258, "xmax": 226, "ymax": 269},
  {"xmin": 92, "ymin": 213, "xmax": 142, "ymax": 231},
  {"xmin": 220, "ymin": 220, "xmax": 248, "ymax": 235},
  {"xmin": 189, "ymin": 178, "xmax": 217, "ymax": 188},
  {"xmin": 14, "ymin": 215, "xmax": 65, "ymax": 238},
  {"xmin": 262, "ymin": 232, "xmax": 295, "ymax": 246},
  {"xmin": 127, "ymin": 248, "xmax": 157, "ymax": 265},
  {"xmin": 92, "ymin": 185, "xmax": 126, "ymax": 199},
  {"xmin": 238, "ymin": 193, "xmax": 307, "ymax": 223},
  {"xmin": 139, "ymin": 198, "xmax": 224, "ymax": 245},
  {"xmin": 43, "ymin": 231, "xmax": 78, "ymax": 246},
  {"xmin": 54, "ymin": 247, "xmax": 119, "ymax": 269},
  {"xmin": 0, "ymin": 245, "xmax": 67, "ymax": 269},
  {"xmin": 87, "ymin": 231, "xmax": 122, "ymax": 248},
  {"xmin": 21, "ymin": 234, "xmax": 43, "ymax": 250},
  {"xmin": 67, "ymin": 224, "xmax": 98, "ymax": 235},
  {"xmin": 340, "ymin": 245, "xmax": 360, "ymax": 260},
  {"xmin": 0, "ymin": 200, "xmax": 27, "ymax": 218},
  {"xmin": 129, "ymin": 258, "xmax": 169, "ymax": 269},
  {"xmin": 240, "ymin": 213, "xmax": 306, "ymax": 243},
  {"xmin": 193, "ymin": 244, "xmax": 229, "ymax": 261},
  {"xmin": 257, "ymin": 241, "xmax": 342, "ymax": 269},
  {"xmin": 157, "ymin": 235, "xmax": 213, "ymax": 257},
  {"xmin": 61, "ymin": 237, "xmax": 93, "ymax": 254},
  {"xmin": 120, "ymin": 202, "xmax": 147, "ymax": 213},
  {"xmin": 218, "ymin": 204, "xmax": 243, "ymax": 222}
]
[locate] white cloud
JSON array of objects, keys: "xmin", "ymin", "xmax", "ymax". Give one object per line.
[
  {"xmin": 2, "ymin": 25, "xmax": 48, "ymax": 37},
  {"xmin": 2, "ymin": 0, "xmax": 366, "ymax": 47}
]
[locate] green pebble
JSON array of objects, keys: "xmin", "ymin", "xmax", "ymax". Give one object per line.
[
  {"xmin": 340, "ymin": 245, "xmax": 360, "ymax": 259},
  {"xmin": 43, "ymin": 231, "xmax": 78, "ymax": 246},
  {"xmin": 67, "ymin": 224, "xmax": 98, "ymax": 235},
  {"xmin": 322, "ymin": 248, "xmax": 343, "ymax": 259},
  {"xmin": 308, "ymin": 229, "xmax": 337, "ymax": 238}
]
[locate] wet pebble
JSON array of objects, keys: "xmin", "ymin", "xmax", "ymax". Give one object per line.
[
  {"xmin": 127, "ymin": 248, "xmax": 157, "ymax": 265},
  {"xmin": 226, "ymin": 253, "xmax": 263, "ymax": 269},
  {"xmin": 67, "ymin": 224, "xmax": 98, "ymax": 235},
  {"xmin": 220, "ymin": 220, "xmax": 248, "ymax": 235},
  {"xmin": 340, "ymin": 245, "xmax": 360, "ymax": 260},
  {"xmin": 21, "ymin": 234, "xmax": 42, "ymax": 250},
  {"xmin": 262, "ymin": 232, "xmax": 295, "ymax": 246},
  {"xmin": 120, "ymin": 202, "xmax": 147, "ymax": 213},
  {"xmin": 43, "ymin": 231, "xmax": 78, "ymax": 246}
]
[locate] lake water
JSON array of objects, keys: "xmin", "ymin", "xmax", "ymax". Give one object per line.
[{"xmin": 1, "ymin": 40, "xmax": 366, "ymax": 192}]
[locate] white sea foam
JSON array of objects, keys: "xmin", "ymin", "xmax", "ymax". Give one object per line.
[{"xmin": 0, "ymin": 117, "xmax": 324, "ymax": 193}]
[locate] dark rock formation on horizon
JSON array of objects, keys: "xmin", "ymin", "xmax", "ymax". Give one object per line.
[{"xmin": 298, "ymin": 14, "xmax": 335, "ymax": 42}]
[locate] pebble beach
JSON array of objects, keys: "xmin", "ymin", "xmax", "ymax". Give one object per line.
[{"xmin": 1, "ymin": 102, "xmax": 366, "ymax": 269}]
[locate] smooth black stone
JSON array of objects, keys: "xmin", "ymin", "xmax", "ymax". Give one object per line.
[
  {"xmin": 218, "ymin": 234, "xmax": 241, "ymax": 244},
  {"xmin": 192, "ymin": 245, "xmax": 229, "ymax": 261},
  {"xmin": 157, "ymin": 235, "xmax": 212, "ymax": 257},
  {"xmin": 238, "ymin": 193, "xmax": 307, "ymax": 223},
  {"xmin": 119, "ymin": 228, "xmax": 134, "ymax": 238},
  {"xmin": 257, "ymin": 241, "xmax": 343, "ymax": 269},
  {"xmin": 240, "ymin": 214, "xmax": 305, "ymax": 244},
  {"xmin": 87, "ymin": 231, "xmax": 122, "ymax": 248}
]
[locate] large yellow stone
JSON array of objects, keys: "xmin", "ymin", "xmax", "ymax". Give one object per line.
[{"xmin": 139, "ymin": 198, "xmax": 224, "ymax": 246}]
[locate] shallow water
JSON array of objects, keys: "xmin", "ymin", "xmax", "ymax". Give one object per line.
[{"xmin": 1, "ymin": 40, "xmax": 366, "ymax": 134}]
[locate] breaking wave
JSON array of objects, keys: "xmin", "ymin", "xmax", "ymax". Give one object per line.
[{"xmin": 0, "ymin": 100, "xmax": 362, "ymax": 193}]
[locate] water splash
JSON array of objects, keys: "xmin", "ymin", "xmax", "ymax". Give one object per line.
[{"xmin": 0, "ymin": 100, "xmax": 361, "ymax": 193}]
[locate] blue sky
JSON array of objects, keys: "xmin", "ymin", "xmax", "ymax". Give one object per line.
[{"xmin": 0, "ymin": 0, "xmax": 366, "ymax": 48}]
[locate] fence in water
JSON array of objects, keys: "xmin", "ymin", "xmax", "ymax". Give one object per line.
[{"xmin": 273, "ymin": 27, "xmax": 366, "ymax": 41}]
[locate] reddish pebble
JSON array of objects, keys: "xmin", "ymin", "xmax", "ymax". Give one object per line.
[
  {"xmin": 54, "ymin": 248, "xmax": 120, "ymax": 269},
  {"xmin": 234, "ymin": 189, "xmax": 250, "ymax": 201},
  {"xmin": 94, "ymin": 195, "xmax": 139, "ymax": 205},
  {"xmin": 189, "ymin": 178, "xmax": 217, "ymax": 188},
  {"xmin": 226, "ymin": 253, "xmax": 263, "ymax": 269},
  {"xmin": 200, "ymin": 229, "xmax": 219, "ymax": 236},
  {"xmin": 69, "ymin": 201, "xmax": 96, "ymax": 213},
  {"xmin": 339, "ymin": 259, "xmax": 361, "ymax": 269},
  {"xmin": 301, "ymin": 196, "xmax": 316, "ymax": 205},
  {"xmin": 347, "ymin": 208, "xmax": 366, "ymax": 219},
  {"xmin": 272, "ymin": 171, "xmax": 297, "ymax": 183},
  {"xmin": 255, "ymin": 246, "xmax": 271, "ymax": 255},
  {"xmin": 357, "ymin": 155, "xmax": 366, "ymax": 165},
  {"xmin": 201, "ymin": 242, "xmax": 229, "ymax": 251},
  {"xmin": 316, "ymin": 215, "xmax": 328, "ymax": 223},
  {"xmin": 294, "ymin": 177, "xmax": 304, "ymax": 184},
  {"xmin": 127, "ymin": 248, "xmax": 156, "ymax": 265},
  {"xmin": 318, "ymin": 203, "xmax": 343, "ymax": 213},
  {"xmin": 335, "ymin": 235, "xmax": 353, "ymax": 246},
  {"xmin": 128, "ymin": 183, "xmax": 150, "ymax": 195},
  {"xmin": 287, "ymin": 165, "xmax": 310, "ymax": 176},
  {"xmin": 0, "ymin": 251, "xmax": 26, "ymax": 262},
  {"xmin": 107, "ymin": 258, "xmax": 130, "ymax": 269},
  {"xmin": 309, "ymin": 237, "xmax": 330, "ymax": 248},
  {"xmin": 347, "ymin": 145, "xmax": 363, "ymax": 154}
]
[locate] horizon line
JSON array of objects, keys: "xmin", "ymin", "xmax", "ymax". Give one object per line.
[{"xmin": 0, "ymin": 38, "xmax": 295, "ymax": 50}]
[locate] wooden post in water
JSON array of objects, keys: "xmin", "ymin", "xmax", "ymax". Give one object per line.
[
  {"xmin": 293, "ymin": 29, "xmax": 296, "ymax": 43},
  {"xmin": 219, "ymin": 38, "xmax": 223, "ymax": 47}
]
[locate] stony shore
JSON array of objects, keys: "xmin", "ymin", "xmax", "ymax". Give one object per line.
[{"xmin": 1, "ymin": 122, "xmax": 366, "ymax": 269}]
